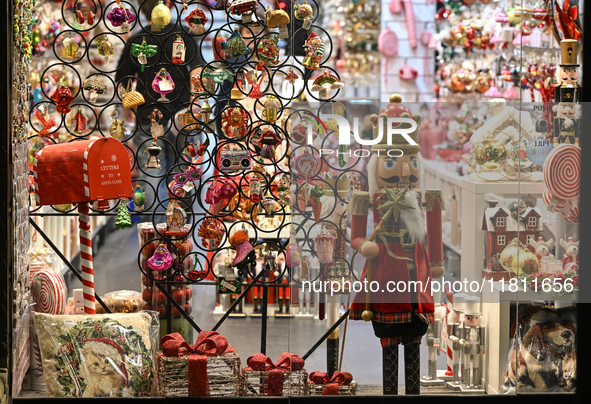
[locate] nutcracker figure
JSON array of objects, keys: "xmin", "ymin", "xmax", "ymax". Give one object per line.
[
  {"xmin": 553, "ymin": 96, "xmax": 580, "ymax": 145},
  {"xmin": 459, "ymin": 307, "xmax": 485, "ymax": 392},
  {"xmin": 446, "ymin": 307, "xmax": 464, "ymax": 390},
  {"xmin": 554, "ymin": 39, "xmax": 580, "ymax": 104},
  {"xmin": 349, "ymin": 94, "xmax": 445, "ymax": 395},
  {"xmin": 421, "ymin": 300, "xmax": 447, "ymax": 386}
]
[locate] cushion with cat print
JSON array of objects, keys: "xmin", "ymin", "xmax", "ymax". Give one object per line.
[{"xmin": 34, "ymin": 312, "xmax": 157, "ymax": 397}]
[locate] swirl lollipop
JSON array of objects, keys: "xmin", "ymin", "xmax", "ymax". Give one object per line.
[
  {"xmin": 543, "ymin": 144, "xmax": 581, "ymax": 200},
  {"xmin": 542, "ymin": 188, "xmax": 566, "ymax": 212},
  {"xmin": 31, "ymin": 269, "xmax": 67, "ymax": 314},
  {"xmin": 152, "ymin": 68, "xmax": 175, "ymax": 102}
]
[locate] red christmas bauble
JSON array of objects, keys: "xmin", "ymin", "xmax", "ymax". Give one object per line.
[
  {"xmin": 142, "ymin": 287, "xmax": 153, "ymax": 303},
  {"xmin": 142, "ymin": 275, "xmax": 153, "ymax": 288},
  {"xmin": 185, "ymin": 287, "xmax": 193, "ymax": 300},
  {"xmin": 185, "ymin": 303, "xmax": 192, "ymax": 315},
  {"xmin": 173, "ymin": 289, "xmax": 185, "ymax": 304}
]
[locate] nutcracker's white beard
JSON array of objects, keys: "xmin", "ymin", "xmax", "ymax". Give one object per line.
[{"xmin": 367, "ymin": 154, "xmax": 426, "ymax": 242}]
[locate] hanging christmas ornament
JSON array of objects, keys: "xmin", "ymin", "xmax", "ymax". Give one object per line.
[
  {"xmin": 277, "ymin": 175, "xmax": 291, "ymax": 205},
  {"xmin": 220, "ymin": 29, "xmax": 251, "ymax": 60},
  {"xmin": 172, "ymin": 35, "xmax": 186, "ymax": 64},
  {"xmin": 310, "ymin": 70, "xmax": 344, "ymax": 93},
  {"xmin": 185, "ymin": 5, "xmax": 208, "ymax": 34},
  {"xmin": 256, "ymin": 35, "xmax": 279, "ymax": 69},
  {"xmin": 151, "ymin": 0, "xmax": 171, "ymax": 31},
  {"xmin": 265, "ymin": 6, "xmax": 290, "ymax": 38},
  {"xmin": 249, "ymin": 173, "xmax": 262, "ymax": 203},
  {"xmin": 258, "ymin": 128, "xmax": 281, "ymax": 159},
  {"xmin": 526, "ymin": 137, "xmax": 553, "ymax": 165},
  {"xmin": 166, "ymin": 199, "xmax": 188, "ymax": 235},
  {"xmin": 229, "ymin": 0, "xmax": 258, "ymax": 24},
  {"xmin": 107, "ymin": 3, "xmax": 136, "ymax": 32},
  {"xmin": 35, "ymin": 107, "xmax": 56, "ymax": 138},
  {"xmin": 262, "ymin": 96, "xmax": 279, "ymax": 124},
  {"xmin": 62, "ymin": 33, "xmax": 80, "ymax": 60},
  {"xmin": 294, "ymin": 150, "xmax": 320, "ymax": 178},
  {"xmin": 145, "ymin": 142, "xmax": 162, "ymax": 169},
  {"xmin": 83, "ymin": 77, "xmax": 107, "ymax": 103},
  {"xmin": 243, "ymin": 69, "xmax": 267, "ymax": 99},
  {"xmin": 133, "ymin": 184, "xmax": 146, "ymax": 210},
  {"xmin": 147, "ymin": 246, "xmax": 173, "ymax": 271},
  {"xmin": 176, "ymin": 107, "xmax": 198, "ymax": 130},
  {"xmin": 130, "ymin": 37, "xmax": 158, "ymax": 72},
  {"xmin": 303, "ymin": 32, "xmax": 324, "ymax": 70},
  {"xmin": 51, "ymin": 76, "xmax": 75, "ymax": 114},
  {"xmin": 310, "ymin": 185, "xmax": 324, "ymax": 223},
  {"xmin": 261, "ymin": 197, "xmax": 276, "ymax": 216},
  {"xmin": 202, "ymin": 67, "xmax": 234, "ymax": 84},
  {"xmin": 73, "ymin": 0, "xmax": 97, "ymax": 25},
  {"xmin": 294, "ymin": 0, "xmax": 314, "ymax": 29},
  {"xmin": 199, "ymin": 99, "xmax": 213, "ymax": 123},
  {"xmin": 72, "ymin": 108, "xmax": 87, "ymax": 135},
  {"xmin": 115, "ymin": 200, "xmax": 132, "ymax": 229},
  {"xmin": 97, "ymin": 35, "xmax": 114, "ymax": 64},
  {"xmin": 109, "ymin": 109, "xmax": 129, "ymax": 139},
  {"xmin": 150, "ymin": 108, "xmax": 164, "ymax": 139},
  {"xmin": 152, "ymin": 68, "xmax": 175, "ymax": 102},
  {"xmin": 221, "ymin": 107, "xmax": 249, "ymax": 138},
  {"xmin": 285, "ymin": 68, "xmax": 299, "ymax": 84}
]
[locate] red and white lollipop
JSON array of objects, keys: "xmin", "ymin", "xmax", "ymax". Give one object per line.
[
  {"xmin": 31, "ymin": 269, "xmax": 67, "ymax": 315},
  {"xmin": 543, "ymin": 144, "xmax": 581, "ymax": 201}
]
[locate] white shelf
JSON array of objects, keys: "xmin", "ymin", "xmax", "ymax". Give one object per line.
[
  {"xmin": 461, "ymin": 178, "xmax": 546, "ymax": 195},
  {"xmin": 422, "ymin": 160, "xmax": 464, "ymax": 187}
]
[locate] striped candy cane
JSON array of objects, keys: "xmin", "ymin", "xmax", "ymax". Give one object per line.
[
  {"xmin": 403, "ymin": 0, "xmax": 417, "ymax": 49},
  {"xmin": 78, "ymin": 202, "xmax": 96, "ymax": 314}
]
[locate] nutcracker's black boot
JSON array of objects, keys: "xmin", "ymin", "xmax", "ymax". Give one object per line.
[
  {"xmin": 382, "ymin": 345, "xmax": 399, "ymax": 395},
  {"xmin": 404, "ymin": 341, "xmax": 421, "ymax": 395}
]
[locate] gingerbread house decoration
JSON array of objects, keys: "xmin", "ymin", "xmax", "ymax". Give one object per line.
[{"xmin": 481, "ymin": 204, "xmax": 542, "ymax": 279}]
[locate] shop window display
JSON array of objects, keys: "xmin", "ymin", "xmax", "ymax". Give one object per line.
[{"xmin": 0, "ymin": 0, "xmax": 585, "ymax": 401}]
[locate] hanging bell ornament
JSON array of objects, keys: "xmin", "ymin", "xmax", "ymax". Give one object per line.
[
  {"xmin": 172, "ymin": 35, "xmax": 186, "ymax": 64},
  {"xmin": 145, "ymin": 142, "xmax": 162, "ymax": 169},
  {"xmin": 151, "ymin": 0, "xmax": 171, "ymax": 31},
  {"xmin": 72, "ymin": 108, "xmax": 87, "ymax": 135},
  {"xmin": 97, "ymin": 35, "xmax": 114, "ymax": 64}
]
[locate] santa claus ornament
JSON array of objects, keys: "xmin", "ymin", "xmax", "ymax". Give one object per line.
[{"xmin": 348, "ymin": 94, "xmax": 444, "ymax": 395}]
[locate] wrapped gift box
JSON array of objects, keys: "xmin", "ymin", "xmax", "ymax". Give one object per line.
[
  {"xmin": 158, "ymin": 332, "xmax": 241, "ymax": 397},
  {"xmin": 307, "ymin": 371, "xmax": 357, "ymax": 396},
  {"xmin": 241, "ymin": 353, "xmax": 307, "ymax": 396}
]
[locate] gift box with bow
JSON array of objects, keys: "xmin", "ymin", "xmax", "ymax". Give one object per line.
[
  {"xmin": 242, "ymin": 353, "xmax": 308, "ymax": 396},
  {"xmin": 308, "ymin": 371, "xmax": 357, "ymax": 396},
  {"xmin": 158, "ymin": 331, "xmax": 241, "ymax": 397}
]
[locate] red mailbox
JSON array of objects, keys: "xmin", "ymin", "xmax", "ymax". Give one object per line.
[
  {"xmin": 33, "ymin": 137, "xmax": 133, "ymax": 315},
  {"xmin": 33, "ymin": 137, "xmax": 132, "ymax": 205}
]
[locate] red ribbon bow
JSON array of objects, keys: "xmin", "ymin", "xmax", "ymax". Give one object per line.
[
  {"xmin": 309, "ymin": 371, "xmax": 353, "ymax": 395},
  {"xmin": 555, "ymin": 0, "xmax": 582, "ymax": 41},
  {"xmin": 160, "ymin": 331, "xmax": 233, "ymax": 397},
  {"xmin": 245, "ymin": 352, "xmax": 305, "ymax": 396}
]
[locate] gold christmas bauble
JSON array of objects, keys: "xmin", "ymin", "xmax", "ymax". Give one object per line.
[
  {"xmin": 499, "ymin": 239, "xmax": 520, "ymax": 272},
  {"xmin": 475, "ymin": 139, "xmax": 506, "ymax": 169},
  {"xmin": 53, "ymin": 203, "xmax": 72, "ymax": 212},
  {"xmin": 361, "ymin": 310, "xmax": 373, "ymax": 321},
  {"xmin": 512, "ymin": 249, "xmax": 540, "ymax": 278},
  {"xmin": 151, "ymin": 1, "xmax": 171, "ymax": 29}
]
